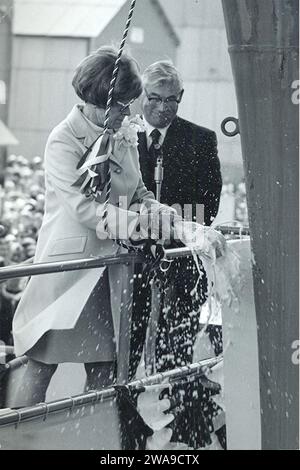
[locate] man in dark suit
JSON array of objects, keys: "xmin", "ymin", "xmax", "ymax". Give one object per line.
[{"xmin": 129, "ymin": 61, "xmax": 222, "ymax": 378}]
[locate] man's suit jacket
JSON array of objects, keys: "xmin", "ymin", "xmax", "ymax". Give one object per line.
[{"xmin": 138, "ymin": 116, "xmax": 222, "ymax": 226}]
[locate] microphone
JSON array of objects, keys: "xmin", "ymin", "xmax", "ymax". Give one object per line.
[{"xmin": 154, "ymin": 146, "xmax": 164, "ymax": 202}]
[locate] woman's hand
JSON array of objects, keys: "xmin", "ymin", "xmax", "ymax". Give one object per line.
[
  {"xmin": 138, "ymin": 204, "xmax": 179, "ymax": 243},
  {"xmin": 173, "ymin": 220, "xmax": 227, "ymax": 261}
]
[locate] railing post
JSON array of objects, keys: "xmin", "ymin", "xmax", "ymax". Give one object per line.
[
  {"xmin": 145, "ymin": 277, "xmax": 162, "ymax": 375},
  {"xmin": 117, "ymin": 261, "xmax": 135, "ymax": 384}
]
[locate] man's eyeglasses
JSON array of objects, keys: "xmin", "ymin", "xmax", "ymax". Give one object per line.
[
  {"xmin": 116, "ymin": 98, "xmax": 136, "ymax": 112},
  {"xmin": 144, "ymin": 89, "xmax": 183, "ymax": 106}
]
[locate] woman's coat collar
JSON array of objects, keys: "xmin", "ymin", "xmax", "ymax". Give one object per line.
[{"xmin": 66, "ymin": 105, "xmax": 125, "ymax": 167}]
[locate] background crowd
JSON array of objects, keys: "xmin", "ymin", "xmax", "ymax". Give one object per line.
[{"xmin": 0, "ymin": 154, "xmax": 45, "ymax": 345}]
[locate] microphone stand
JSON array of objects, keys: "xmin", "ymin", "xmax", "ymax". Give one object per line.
[{"xmin": 145, "ymin": 146, "xmax": 165, "ymax": 376}]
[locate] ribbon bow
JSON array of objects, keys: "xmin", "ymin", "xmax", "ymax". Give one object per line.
[{"xmin": 72, "ymin": 131, "xmax": 113, "ymax": 199}]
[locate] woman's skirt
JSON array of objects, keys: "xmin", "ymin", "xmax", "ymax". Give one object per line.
[{"xmin": 27, "ymin": 270, "xmax": 116, "ymax": 364}]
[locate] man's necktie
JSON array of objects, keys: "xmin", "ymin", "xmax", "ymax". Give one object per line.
[{"xmin": 149, "ymin": 128, "xmax": 161, "ymax": 158}]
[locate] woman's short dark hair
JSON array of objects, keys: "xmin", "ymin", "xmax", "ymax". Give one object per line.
[{"xmin": 72, "ymin": 46, "xmax": 142, "ymax": 107}]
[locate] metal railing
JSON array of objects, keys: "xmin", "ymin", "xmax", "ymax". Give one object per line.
[
  {"xmin": 0, "ymin": 356, "xmax": 222, "ymax": 428},
  {"xmin": 0, "ymin": 226, "xmax": 250, "ymax": 282}
]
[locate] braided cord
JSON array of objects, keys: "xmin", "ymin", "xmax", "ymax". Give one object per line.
[{"xmin": 101, "ymin": 0, "xmax": 137, "ymax": 232}]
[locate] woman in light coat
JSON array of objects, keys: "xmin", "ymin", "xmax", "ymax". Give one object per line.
[{"xmin": 12, "ymin": 46, "xmax": 175, "ymax": 406}]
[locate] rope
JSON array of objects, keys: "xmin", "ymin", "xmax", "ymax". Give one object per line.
[{"xmin": 101, "ymin": 0, "xmax": 137, "ymax": 232}]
